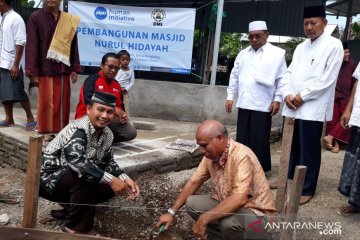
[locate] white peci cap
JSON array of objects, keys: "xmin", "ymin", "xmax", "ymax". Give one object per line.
[{"xmin": 248, "ymin": 21, "xmax": 267, "ymax": 32}]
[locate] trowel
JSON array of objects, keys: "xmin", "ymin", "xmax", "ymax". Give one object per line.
[
  {"xmin": 150, "ymin": 224, "xmax": 165, "ymax": 240},
  {"xmin": 150, "ymin": 224, "xmax": 184, "ymax": 240}
]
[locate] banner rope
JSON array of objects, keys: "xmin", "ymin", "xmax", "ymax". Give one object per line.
[{"xmin": 195, "ymin": 0, "xmax": 218, "ymax": 10}]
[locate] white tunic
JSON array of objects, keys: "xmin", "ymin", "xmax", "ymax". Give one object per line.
[
  {"xmin": 281, "ymin": 33, "xmax": 344, "ymax": 121},
  {"xmin": 0, "ymin": 9, "xmax": 26, "ymax": 70},
  {"xmin": 115, "ymin": 68, "xmax": 135, "ymax": 91},
  {"xmin": 349, "ymin": 64, "xmax": 360, "ymax": 128},
  {"xmin": 227, "ymin": 42, "xmax": 287, "ymax": 112}
]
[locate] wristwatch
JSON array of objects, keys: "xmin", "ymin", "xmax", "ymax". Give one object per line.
[{"xmin": 167, "ymin": 208, "xmax": 176, "ymax": 216}]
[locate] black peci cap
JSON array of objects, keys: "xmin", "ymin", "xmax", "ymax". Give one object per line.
[
  {"xmin": 303, "ymin": 5, "xmax": 326, "ymax": 19},
  {"xmin": 90, "ymin": 91, "xmax": 116, "ymax": 108}
]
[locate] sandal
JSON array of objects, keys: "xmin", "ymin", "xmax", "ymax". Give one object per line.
[
  {"xmin": 337, "ymin": 205, "xmax": 360, "ymax": 216},
  {"xmin": 25, "ymin": 121, "xmax": 37, "ymax": 131},
  {"xmin": 0, "ymin": 121, "xmax": 14, "ymax": 128},
  {"xmin": 0, "ymin": 193, "xmax": 19, "ymax": 204}
]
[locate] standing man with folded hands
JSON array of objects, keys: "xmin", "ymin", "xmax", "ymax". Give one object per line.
[{"xmin": 281, "ymin": 5, "xmax": 343, "ymax": 205}]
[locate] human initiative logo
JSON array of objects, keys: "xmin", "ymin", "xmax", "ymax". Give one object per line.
[{"xmin": 94, "ymin": 7, "xmax": 107, "ymax": 20}]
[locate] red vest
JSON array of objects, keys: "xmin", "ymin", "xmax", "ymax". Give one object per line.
[{"xmin": 75, "ymin": 71, "xmax": 123, "ymax": 119}]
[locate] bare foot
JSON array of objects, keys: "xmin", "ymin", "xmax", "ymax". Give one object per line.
[
  {"xmin": 42, "ymin": 134, "xmax": 55, "ymax": 147},
  {"xmin": 62, "ymin": 226, "xmax": 101, "ymax": 237},
  {"xmin": 86, "ymin": 228, "xmax": 101, "ymax": 237},
  {"xmin": 331, "ymin": 140, "xmax": 340, "ymax": 153},
  {"xmin": 337, "ymin": 205, "xmax": 360, "ymax": 216},
  {"xmin": 323, "ymin": 135, "xmax": 334, "ymax": 151}
]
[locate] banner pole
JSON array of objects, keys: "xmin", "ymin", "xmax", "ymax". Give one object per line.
[{"xmin": 210, "ymin": 0, "xmax": 224, "ymax": 86}]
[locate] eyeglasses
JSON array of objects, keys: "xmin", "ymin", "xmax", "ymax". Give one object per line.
[
  {"xmin": 104, "ymin": 63, "xmax": 120, "ymax": 71},
  {"xmin": 248, "ymin": 32, "xmax": 266, "ymax": 40}
]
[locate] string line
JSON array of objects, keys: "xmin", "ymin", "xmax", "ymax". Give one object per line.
[{"xmin": 0, "ymin": 197, "xmax": 270, "ymax": 217}]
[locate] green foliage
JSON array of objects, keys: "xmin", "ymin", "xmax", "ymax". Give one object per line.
[
  {"xmin": 193, "ymin": 30, "xmax": 200, "ymax": 48},
  {"xmin": 279, "ymin": 37, "xmax": 305, "ymax": 64},
  {"xmin": 351, "ymin": 22, "xmax": 360, "ymax": 39},
  {"xmin": 208, "ymin": 3, "xmax": 227, "ymax": 32},
  {"xmin": 20, "ymin": 0, "xmax": 35, "ymax": 8},
  {"xmin": 219, "ymin": 32, "xmax": 242, "ymax": 59}
]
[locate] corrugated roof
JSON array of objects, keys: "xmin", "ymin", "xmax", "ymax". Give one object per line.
[
  {"xmin": 326, "ymin": 0, "xmax": 360, "ymax": 17},
  {"xmin": 221, "ymin": 0, "xmax": 324, "ymax": 37}
]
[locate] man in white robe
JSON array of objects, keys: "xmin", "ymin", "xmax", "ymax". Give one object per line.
[
  {"xmin": 281, "ymin": 5, "xmax": 344, "ymax": 205},
  {"xmin": 337, "ymin": 64, "xmax": 360, "ymax": 216},
  {"xmin": 226, "ymin": 20, "xmax": 287, "ymax": 172}
]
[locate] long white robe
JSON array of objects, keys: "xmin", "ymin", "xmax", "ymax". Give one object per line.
[
  {"xmin": 227, "ymin": 42, "xmax": 287, "ymax": 112},
  {"xmin": 281, "ymin": 33, "xmax": 344, "ymax": 121},
  {"xmin": 349, "ymin": 64, "xmax": 360, "ymax": 127}
]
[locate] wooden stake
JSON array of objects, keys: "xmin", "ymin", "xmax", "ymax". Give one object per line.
[
  {"xmin": 275, "ymin": 117, "xmax": 294, "ymax": 213},
  {"xmin": 22, "ymin": 136, "xmax": 43, "ymax": 228},
  {"xmin": 280, "ymin": 166, "xmax": 307, "ymax": 240}
]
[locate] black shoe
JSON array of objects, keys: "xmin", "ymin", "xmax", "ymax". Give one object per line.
[{"xmin": 50, "ymin": 209, "xmax": 67, "ymax": 220}]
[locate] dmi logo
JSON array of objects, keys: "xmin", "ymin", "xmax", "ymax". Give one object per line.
[
  {"xmin": 94, "ymin": 7, "xmax": 107, "ymax": 20},
  {"xmin": 151, "ymin": 9, "xmax": 166, "ymax": 26}
]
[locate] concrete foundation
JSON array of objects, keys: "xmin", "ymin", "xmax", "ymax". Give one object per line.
[
  {"xmin": 2, "ymin": 75, "xmax": 284, "ymax": 175},
  {"xmin": 24, "ymin": 76, "xmax": 283, "ymax": 127}
]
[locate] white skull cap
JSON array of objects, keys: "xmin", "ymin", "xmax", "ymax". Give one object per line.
[{"xmin": 249, "ymin": 21, "xmax": 267, "ymax": 32}]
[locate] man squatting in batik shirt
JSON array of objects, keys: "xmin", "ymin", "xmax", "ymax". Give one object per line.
[{"xmin": 39, "ymin": 91, "xmax": 140, "ymax": 236}]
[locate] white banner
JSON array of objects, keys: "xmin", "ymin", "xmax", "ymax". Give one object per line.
[{"xmin": 68, "ymin": 1, "xmax": 196, "ymax": 74}]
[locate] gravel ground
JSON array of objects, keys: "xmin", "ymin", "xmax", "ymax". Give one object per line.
[{"xmin": 0, "ymin": 142, "xmax": 359, "ymax": 240}]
